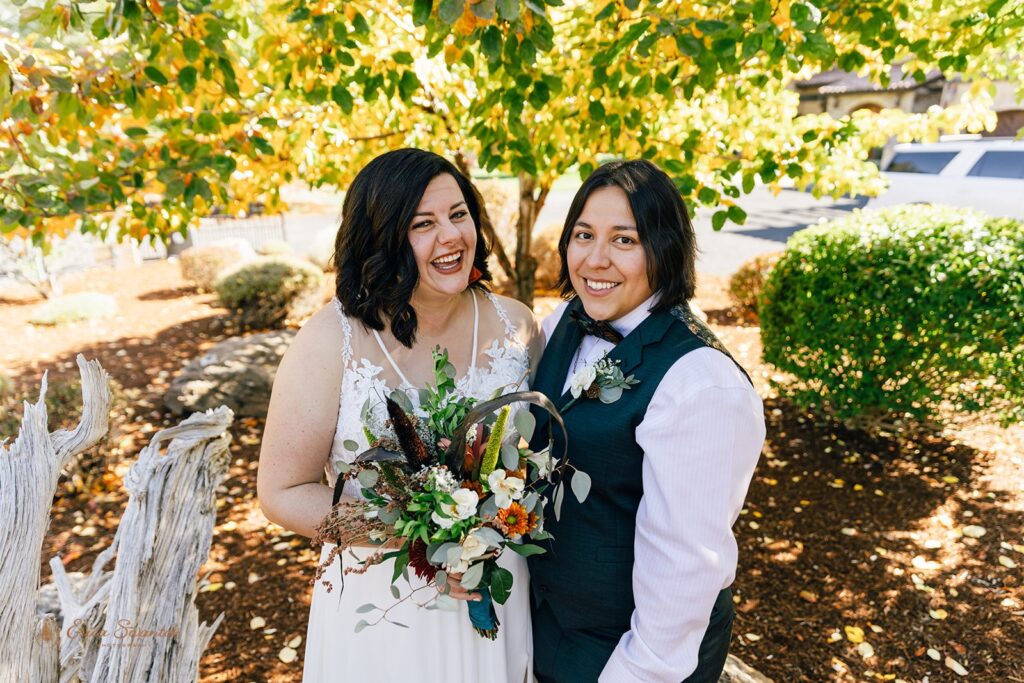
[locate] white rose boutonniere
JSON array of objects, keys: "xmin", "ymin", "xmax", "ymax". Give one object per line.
[{"xmin": 565, "ymin": 355, "xmax": 639, "ymax": 409}]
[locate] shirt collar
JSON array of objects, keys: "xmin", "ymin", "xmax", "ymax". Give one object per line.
[{"xmin": 608, "ymin": 294, "xmax": 659, "ymax": 338}]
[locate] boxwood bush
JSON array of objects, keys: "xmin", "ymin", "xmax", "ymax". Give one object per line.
[
  {"xmin": 729, "ymin": 251, "xmax": 783, "ymax": 320},
  {"xmin": 761, "ymin": 205, "xmax": 1024, "ymax": 426},
  {"xmin": 215, "ymin": 256, "xmax": 325, "ymax": 329}
]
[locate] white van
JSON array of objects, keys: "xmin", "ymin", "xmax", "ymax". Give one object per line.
[{"xmin": 867, "ymin": 138, "xmax": 1024, "ymax": 220}]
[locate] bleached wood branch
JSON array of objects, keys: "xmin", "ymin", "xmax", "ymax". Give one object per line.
[{"xmin": 0, "ymin": 356, "xmax": 111, "ymax": 683}]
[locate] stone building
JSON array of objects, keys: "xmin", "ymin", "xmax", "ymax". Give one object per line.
[{"xmin": 795, "ymin": 66, "xmax": 1024, "ymax": 136}]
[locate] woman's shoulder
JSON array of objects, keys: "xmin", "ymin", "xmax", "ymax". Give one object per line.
[
  {"xmin": 283, "ymin": 301, "xmax": 351, "ymax": 364},
  {"xmin": 486, "ymin": 292, "xmax": 533, "ymax": 325}
]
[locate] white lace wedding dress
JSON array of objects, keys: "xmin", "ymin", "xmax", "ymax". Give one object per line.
[{"xmin": 303, "ymin": 291, "xmax": 534, "ymax": 682}]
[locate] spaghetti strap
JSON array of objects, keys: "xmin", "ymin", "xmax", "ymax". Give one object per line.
[
  {"xmin": 371, "ymin": 329, "xmax": 414, "ymax": 389},
  {"xmin": 370, "ymin": 291, "xmax": 479, "ymax": 387},
  {"xmin": 469, "ymin": 290, "xmax": 479, "ymax": 374},
  {"xmin": 331, "ymin": 297, "xmax": 354, "ymax": 366}
]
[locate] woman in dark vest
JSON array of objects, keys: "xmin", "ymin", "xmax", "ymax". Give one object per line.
[{"xmin": 527, "ymin": 159, "xmax": 766, "ymax": 682}]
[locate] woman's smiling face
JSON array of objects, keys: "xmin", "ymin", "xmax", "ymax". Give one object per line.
[
  {"xmin": 566, "ymin": 185, "xmax": 653, "ymax": 322},
  {"xmin": 407, "ymin": 173, "xmax": 477, "ymax": 301}
]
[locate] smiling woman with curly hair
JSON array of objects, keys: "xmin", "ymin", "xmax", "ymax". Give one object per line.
[{"xmin": 258, "ymin": 148, "xmax": 543, "ymax": 682}]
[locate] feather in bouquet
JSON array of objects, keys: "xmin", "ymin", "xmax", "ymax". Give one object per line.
[{"xmin": 312, "ymin": 347, "xmax": 589, "ymax": 639}]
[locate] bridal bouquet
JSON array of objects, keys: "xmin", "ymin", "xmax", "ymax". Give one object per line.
[{"xmin": 313, "ymin": 348, "xmax": 587, "ymax": 639}]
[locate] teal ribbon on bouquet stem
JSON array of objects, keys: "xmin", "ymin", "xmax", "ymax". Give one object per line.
[{"xmin": 467, "ymin": 587, "xmax": 500, "ymax": 640}]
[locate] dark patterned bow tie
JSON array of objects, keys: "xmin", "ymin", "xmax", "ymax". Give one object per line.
[{"xmin": 570, "ymin": 308, "xmax": 623, "ymax": 344}]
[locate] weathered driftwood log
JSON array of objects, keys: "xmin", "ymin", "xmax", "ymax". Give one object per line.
[
  {"xmin": 1, "ymin": 355, "xmax": 233, "ymax": 683},
  {"xmin": 78, "ymin": 407, "xmax": 232, "ymax": 683},
  {"xmin": 0, "ymin": 356, "xmax": 111, "ymax": 683},
  {"xmin": 719, "ymin": 654, "xmax": 775, "ymax": 683}
]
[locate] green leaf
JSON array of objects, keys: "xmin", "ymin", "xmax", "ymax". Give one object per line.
[
  {"xmin": 413, "ymin": 0, "xmax": 433, "ymax": 25},
  {"xmin": 438, "ymin": 0, "xmax": 463, "ymax": 23},
  {"xmin": 356, "ymin": 603, "xmax": 378, "ymax": 613},
  {"xmin": 461, "ymin": 562, "xmax": 484, "ymax": 590},
  {"xmin": 357, "ymin": 469, "xmax": 379, "ymax": 489},
  {"xmin": 144, "ymin": 66, "xmax": 168, "ymax": 86},
  {"xmin": 698, "ymin": 186, "xmax": 718, "ymax": 204},
  {"xmin": 183, "ymin": 38, "xmax": 201, "ymax": 61},
  {"xmin": 570, "ymin": 470, "xmax": 591, "ymax": 503},
  {"xmin": 178, "ymin": 66, "xmax": 198, "ymax": 94},
  {"xmin": 354, "ymin": 619, "xmax": 369, "ymax": 633},
  {"xmin": 472, "ymin": 0, "xmax": 496, "ymax": 20},
  {"xmin": 553, "ymin": 482, "xmax": 565, "ymax": 521},
  {"xmin": 497, "ymin": 0, "xmax": 520, "ymax": 20},
  {"xmin": 398, "ymin": 71, "xmax": 420, "ymax": 102},
  {"xmin": 482, "ymin": 25, "xmax": 502, "ymax": 62},
  {"xmin": 489, "ymin": 566, "xmax": 514, "ymax": 604},
  {"xmin": 727, "ymin": 205, "xmax": 747, "ymax": 224},
  {"xmin": 588, "ymin": 100, "xmax": 605, "ymax": 121},
  {"xmin": 331, "ymin": 84, "xmax": 354, "ymax": 114},
  {"xmin": 513, "ymin": 410, "xmax": 535, "ymax": 443},
  {"xmin": 124, "ymin": 127, "xmax": 148, "ymax": 138},
  {"xmin": 676, "ymin": 33, "xmax": 703, "ymax": 57},
  {"xmin": 506, "ymin": 543, "xmax": 546, "ymax": 557},
  {"xmin": 712, "ymin": 210, "xmax": 728, "ymax": 231}
]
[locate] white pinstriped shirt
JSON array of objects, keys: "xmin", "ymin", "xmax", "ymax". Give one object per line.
[{"xmin": 543, "ymin": 298, "xmax": 765, "ymax": 682}]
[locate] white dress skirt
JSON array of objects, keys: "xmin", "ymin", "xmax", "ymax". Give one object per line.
[
  {"xmin": 303, "ymin": 545, "xmax": 532, "ymax": 682},
  {"xmin": 303, "ymin": 293, "xmax": 535, "ymax": 681}
]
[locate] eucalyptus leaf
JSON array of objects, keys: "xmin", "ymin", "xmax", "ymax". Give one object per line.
[
  {"xmin": 479, "ymin": 495, "xmax": 499, "ymax": 519},
  {"xmin": 357, "ymin": 469, "xmax": 379, "ymax": 489},
  {"xmin": 343, "ymin": 439, "xmax": 360, "ymax": 452},
  {"xmin": 446, "ymin": 545, "xmax": 464, "ymax": 568},
  {"xmin": 473, "ymin": 526, "xmax": 505, "ymax": 548},
  {"xmin": 460, "ymin": 562, "xmax": 484, "ymax": 590},
  {"xmin": 570, "ymin": 470, "xmax": 592, "ymax": 504},
  {"xmin": 389, "ymin": 389, "xmax": 414, "ymax": 414},
  {"xmin": 378, "ymin": 507, "xmax": 401, "ymax": 525},
  {"xmin": 435, "ymin": 593, "xmax": 458, "ymax": 611},
  {"xmin": 356, "ymin": 603, "xmax": 377, "ymax": 613},
  {"xmin": 553, "ymin": 482, "xmax": 565, "ymax": 521},
  {"xmin": 513, "ymin": 410, "xmax": 536, "ymax": 443},
  {"xmin": 354, "ymin": 619, "xmax": 369, "ymax": 633},
  {"xmin": 522, "ymin": 491, "xmax": 539, "ymax": 512},
  {"xmin": 501, "ymin": 443, "xmax": 520, "ymax": 470},
  {"xmin": 435, "ymin": 570, "xmax": 448, "ymax": 590},
  {"xmin": 599, "ymin": 386, "xmax": 623, "ymax": 404},
  {"xmin": 391, "ymin": 584, "xmax": 401, "ymax": 599},
  {"xmin": 506, "ymin": 543, "xmax": 546, "ymax": 557}
]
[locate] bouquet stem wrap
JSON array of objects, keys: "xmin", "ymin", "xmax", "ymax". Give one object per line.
[{"xmin": 467, "ymin": 587, "xmax": 500, "ymax": 640}]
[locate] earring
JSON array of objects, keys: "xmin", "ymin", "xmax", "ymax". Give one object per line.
[{"xmin": 469, "ymin": 266, "xmax": 483, "ymax": 285}]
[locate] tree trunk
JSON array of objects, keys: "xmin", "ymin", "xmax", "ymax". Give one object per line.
[
  {"xmin": 0, "ymin": 356, "xmax": 111, "ymax": 683},
  {"xmin": 513, "ymin": 174, "xmax": 550, "ymax": 308}
]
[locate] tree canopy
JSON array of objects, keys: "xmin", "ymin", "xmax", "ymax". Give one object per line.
[{"xmin": 2, "ymin": 0, "xmax": 1022, "ymax": 302}]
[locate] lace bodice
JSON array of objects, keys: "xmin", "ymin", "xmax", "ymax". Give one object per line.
[{"xmin": 328, "ymin": 291, "xmax": 530, "ymax": 495}]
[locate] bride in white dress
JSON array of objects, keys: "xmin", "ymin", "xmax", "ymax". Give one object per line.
[{"xmin": 258, "ymin": 149, "xmax": 542, "ymax": 682}]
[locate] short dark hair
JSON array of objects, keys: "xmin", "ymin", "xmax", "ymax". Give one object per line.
[
  {"xmin": 332, "ymin": 148, "xmax": 492, "ymax": 347},
  {"xmin": 557, "ymin": 159, "xmax": 697, "ymax": 310}
]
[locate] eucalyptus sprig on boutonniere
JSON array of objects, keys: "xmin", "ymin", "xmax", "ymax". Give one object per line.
[{"xmin": 564, "ymin": 355, "xmax": 639, "ymax": 410}]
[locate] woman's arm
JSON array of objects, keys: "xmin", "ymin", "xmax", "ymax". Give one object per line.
[{"xmin": 257, "ymin": 306, "xmax": 346, "ymax": 539}]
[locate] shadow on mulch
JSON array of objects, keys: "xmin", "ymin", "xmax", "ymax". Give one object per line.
[
  {"xmin": 704, "ymin": 305, "xmax": 760, "ymax": 328},
  {"xmin": 7, "ymin": 314, "xmax": 228, "ymax": 390},
  {"xmin": 733, "ymin": 396, "xmax": 1024, "ymax": 681},
  {"xmin": 138, "ymin": 286, "xmax": 199, "ymax": 301}
]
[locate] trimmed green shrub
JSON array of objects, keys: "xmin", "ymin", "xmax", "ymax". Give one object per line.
[
  {"xmin": 179, "ymin": 242, "xmax": 253, "ymax": 291},
  {"xmin": 256, "ymin": 239, "xmax": 294, "ymax": 256},
  {"xmin": 761, "ymin": 205, "xmax": 1024, "ymax": 426},
  {"xmin": 729, "ymin": 251, "xmax": 783, "ymax": 318},
  {"xmin": 29, "ymin": 292, "xmax": 118, "ymax": 326},
  {"xmin": 215, "ymin": 256, "xmax": 325, "ymax": 329}
]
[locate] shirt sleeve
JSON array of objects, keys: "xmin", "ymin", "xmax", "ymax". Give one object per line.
[{"xmin": 599, "ymin": 349, "xmax": 765, "ymax": 682}]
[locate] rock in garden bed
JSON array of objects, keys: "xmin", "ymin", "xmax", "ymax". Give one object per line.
[{"xmin": 164, "ymin": 330, "xmax": 295, "ymax": 419}]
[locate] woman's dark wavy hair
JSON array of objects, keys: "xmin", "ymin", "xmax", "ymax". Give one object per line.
[
  {"xmin": 557, "ymin": 159, "xmax": 697, "ymax": 311},
  {"xmin": 332, "ymin": 148, "xmax": 492, "ymax": 347}
]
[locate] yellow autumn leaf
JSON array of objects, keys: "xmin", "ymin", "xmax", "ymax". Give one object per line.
[{"xmin": 844, "ymin": 625, "xmax": 865, "ymax": 643}]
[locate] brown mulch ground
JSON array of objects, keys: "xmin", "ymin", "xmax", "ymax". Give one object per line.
[{"xmin": 2, "ymin": 260, "xmax": 1022, "ymax": 683}]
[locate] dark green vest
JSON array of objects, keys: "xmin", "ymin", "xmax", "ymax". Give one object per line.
[{"xmin": 527, "ymin": 298, "xmax": 745, "ymax": 679}]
